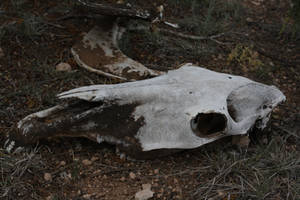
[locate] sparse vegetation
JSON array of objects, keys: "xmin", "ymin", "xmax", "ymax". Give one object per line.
[
  {"xmin": 290, "ymin": 0, "xmax": 300, "ymax": 28},
  {"xmin": 176, "ymin": 0, "xmax": 244, "ymax": 36},
  {"xmin": 194, "ymin": 135, "xmax": 300, "ymax": 199},
  {"xmin": 0, "ymin": 2, "xmax": 47, "ymax": 40},
  {"xmin": 228, "ymin": 44, "xmax": 264, "ymax": 72},
  {"xmin": 0, "ymin": 146, "xmax": 44, "ymax": 199},
  {"xmin": 279, "ymin": 0, "xmax": 300, "ymax": 40}
]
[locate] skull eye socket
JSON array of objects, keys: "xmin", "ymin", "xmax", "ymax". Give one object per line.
[
  {"xmin": 191, "ymin": 113, "xmax": 227, "ymax": 138},
  {"xmin": 226, "ymin": 83, "xmax": 278, "ymax": 122}
]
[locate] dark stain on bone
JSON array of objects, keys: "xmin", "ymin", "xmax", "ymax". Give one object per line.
[
  {"xmin": 12, "ymin": 100, "xmax": 197, "ymax": 159},
  {"xmin": 14, "ymin": 100, "xmax": 145, "ymax": 153}
]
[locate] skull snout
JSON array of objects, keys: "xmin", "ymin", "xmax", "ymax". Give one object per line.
[{"xmin": 190, "ymin": 113, "xmax": 227, "ymax": 138}]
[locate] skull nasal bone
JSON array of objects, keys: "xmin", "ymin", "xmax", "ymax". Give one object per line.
[{"xmin": 191, "ymin": 113, "xmax": 227, "ymax": 138}]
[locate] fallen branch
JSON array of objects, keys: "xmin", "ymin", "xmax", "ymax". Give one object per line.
[
  {"xmin": 159, "ymin": 29, "xmax": 227, "ymax": 44},
  {"xmin": 127, "ymin": 23, "xmax": 228, "ymax": 45}
]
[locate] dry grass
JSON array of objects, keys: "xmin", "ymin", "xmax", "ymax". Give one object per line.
[
  {"xmin": 0, "ymin": 146, "xmax": 44, "ymax": 199},
  {"xmin": 193, "ymin": 134, "xmax": 300, "ymax": 199}
]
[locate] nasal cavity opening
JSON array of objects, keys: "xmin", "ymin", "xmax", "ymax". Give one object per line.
[{"xmin": 190, "ymin": 113, "xmax": 227, "ymax": 138}]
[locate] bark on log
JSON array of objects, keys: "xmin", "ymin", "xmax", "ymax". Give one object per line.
[{"xmin": 76, "ymin": 0, "xmax": 152, "ymax": 20}]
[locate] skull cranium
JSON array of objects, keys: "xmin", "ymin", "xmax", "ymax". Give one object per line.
[{"xmin": 8, "ymin": 64, "xmax": 285, "ymax": 158}]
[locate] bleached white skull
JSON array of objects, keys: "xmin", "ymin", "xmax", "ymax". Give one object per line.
[{"xmin": 9, "ymin": 64, "xmax": 285, "ymax": 158}]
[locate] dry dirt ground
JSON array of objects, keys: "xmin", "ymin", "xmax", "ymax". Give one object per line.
[{"xmin": 0, "ymin": 0, "xmax": 299, "ymax": 199}]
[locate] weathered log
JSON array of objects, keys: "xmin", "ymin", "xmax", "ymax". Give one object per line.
[{"xmin": 76, "ymin": 0, "xmax": 152, "ymax": 20}]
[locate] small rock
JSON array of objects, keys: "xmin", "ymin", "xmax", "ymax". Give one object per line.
[
  {"xmin": 157, "ymin": 5, "xmax": 164, "ymax": 13},
  {"xmin": 142, "ymin": 184, "xmax": 151, "ymax": 190},
  {"xmin": 60, "ymin": 171, "xmax": 72, "ymax": 180},
  {"xmin": 120, "ymin": 177, "xmax": 126, "ymax": 181},
  {"xmin": 119, "ymin": 153, "xmax": 126, "ymax": 160},
  {"xmin": 135, "ymin": 184, "xmax": 154, "ymax": 200},
  {"xmin": 246, "ymin": 17, "xmax": 254, "ymax": 22},
  {"xmin": 91, "ymin": 156, "xmax": 98, "ymax": 162},
  {"xmin": 93, "ymin": 169, "xmax": 101, "ymax": 174},
  {"xmin": 95, "ymin": 192, "xmax": 106, "ymax": 198},
  {"xmin": 232, "ymin": 135, "xmax": 250, "ymax": 148},
  {"xmin": 82, "ymin": 194, "xmax": 91, "ymax": 199},
  {"xmin": 82, "ymin": 159, "xmax": 92, "ymax": 166},
  {"xmin": 0, "ymin": 47, "xmax": 4, "ymax": 58},
  {"xmin": 251, "ymin": 1, "xmax": 261, "ymax": 6},
  {"xmin": 154, "ymin": 169, "xmax": 159, "ymax": 174},
  {"xmin": 262, "ymin": 137, "xmax": 268, "ymax": 145},
  {"xmin": 56, "ymin": 62, "xmax": 72, "ymax": 72},
  {"xmin": 44, "ymin": 173, "xmax": 52, "ymax": 182},
  {"xmin": 60, "ymin": 161, "xmax": 66, "ymax": 166},
  {"xmin": 46, "ymin": 195, "xmax": 53, "ymax": 200},
  {"xmin": 129, "ymin": 172, "xmax": 136, "ymax": 179}
]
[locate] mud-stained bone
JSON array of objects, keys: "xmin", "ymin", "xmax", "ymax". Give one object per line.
[
  {"xmin": 9, "ymin": 100, "xmax": 145, "ymax": 157},
  {"xmin": 71, "ymin": 18, "xmax": 162, "ymax": 81},
  {"xmin": 7, "ymin": 64, "xmax": 285, "ymax": 158}
]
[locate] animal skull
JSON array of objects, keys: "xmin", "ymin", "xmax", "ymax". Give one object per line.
[{"xmin": 7, "ymin": 64, "xmax": 285, "ymax": 158}]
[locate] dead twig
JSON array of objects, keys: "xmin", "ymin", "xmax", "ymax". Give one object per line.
[
  {"xmin": 193, "ymin": 158, "xmax": 250, "ymax": 198},
  {"xmin": 277, "ymin": 127, "xmax": 299, "ymax": 139},
  {"xmin": 127, "ymin": 24, "xmax": 228, "ymax": 45},
  {"xmin": 159, "ymin": 29, "xmax": 228, "ymax": 45},
  {"xmin": 150, "ymin": 166, "xmax": 211, "ymax": 178},
  {"xmin": 53, "ymin": 14, "xmax": 100, "ymax": 21}
]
